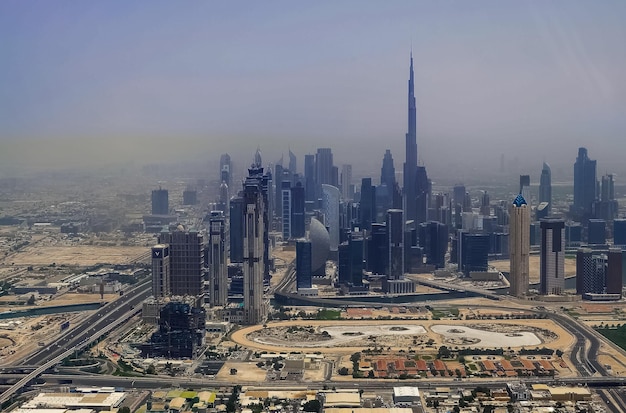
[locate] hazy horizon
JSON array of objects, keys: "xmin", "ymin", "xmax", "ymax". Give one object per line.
[{"xmin": 2, "ymin": 1, "xmax": 626, "ymax": 183}]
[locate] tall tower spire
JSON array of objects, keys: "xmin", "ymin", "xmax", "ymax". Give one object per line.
[{"xmin": 404, "ymin": 52, "xmax": 418, "ymax": 223}]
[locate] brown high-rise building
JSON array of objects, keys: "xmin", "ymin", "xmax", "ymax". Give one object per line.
[
  {"xmin": 158, "ymin": 228, "xmax": 204, "ymax": 297},
  {"xmin": 509, "ymin": 194, "xmax": 530, "ymax": 297}
]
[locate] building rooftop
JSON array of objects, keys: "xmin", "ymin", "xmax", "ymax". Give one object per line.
[
  {"xmin": 513, "ymin": 193, "xmax": 527, "ymax": 207},
  {"xmin": 393, "ymin": 387, "xmax": 420, "ymax": 398}
]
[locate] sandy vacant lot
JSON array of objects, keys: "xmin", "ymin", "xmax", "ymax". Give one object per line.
[
  {"xmin": 7, "ymin": 245, "xmax": 147, "ymax": 266},
  {"xmin": 491, "ymin": 256, "xmax": 576, "ymax": 283}
]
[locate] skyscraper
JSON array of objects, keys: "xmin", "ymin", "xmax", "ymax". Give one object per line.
[
  {"xmin": 459, "ymin": 232, "xmax": 490, "ymax": 276},
  {"xmin": 418, "ymin": 221, "xmax": 448, "ymax": 269},
  {"xmin": 573, "ymin": 147, "xmax": 597, "ymax": 216},
  {"xmin": 341, "ymin": 164, "xmax": 353, "ymax": 201},
  {"xmin": 296, "ymin": 240, "xmax": 312, "ymax": 290},
  {"xmin": 229, "ymin": 197, "xmax": 244, "ymax": 263},
  {"xmin": 152, "ymin": 187, "xmax": 169, "ymax": 215},
  {"xmin": 539, "ymin": 162, "xmax": 552, "ymax": 216},
  {"xmin": 359, "ymin": 178, "xmax": 376, "ymax": 231},
  {"xmin": 509, "ymin": 194, "xmax": 530, "ymax": 297},
  {"xmin": 242, "ymin": 165, "xmax": 267, "ymax": 325},
  {"xmin": 321, "ymin": 184, "xmax": 340, "ymax": 252},
  {"xmin": 540, "ymin": 218, "xmax": 565, "ymax": 295},
  {"xmin": 207, "ymin": 211, "xmax": 227, "ymax": 307},
  {"xmin": 381, "ymin": 149, "xmax": 396, "ymax": 189},
  {"xmin": 607, "ymin": 248, "xmax": 623, "ymax": 295},
  {"xmin": 288, "ymin": 148, "xmax": 297, "ymax": 175},
  {"xmin": 387, "ymin": 209, "xmax": 404, "ymax": 279},
  {"xmin": 315, "ymin": 148, "xmax": 334, "ymax": 199},
  {"xmin": 576, "ymin": 248, "xmax": 605, "ymax": 295},
  {"xmin": 274, "ymin": 164, "xmax": 284, "ymax": 219},
  {"xmin": 304, "ymin": 154, "xmax": 315, "ymax": 202},
  {"xmin": 403, "ymin": 53, "xmax": 418, "ymax": 224},
  {"xmin": 151, "ymin": 244, "xmax": 170, "ymax": 298},
  {"xmin": 220, "ymin": 153, "xmax": 232, "ymax": 187},
  {"xmin": 281, "ymin": 180, "xmax": 292, "ymax": 240},
  {"xmin": 158, "ymin": 227, "xmax": 204, "ymax": 298},
  {"xmin": 291, "ymin": 183, "xmax": 305, "ymax": 238}
]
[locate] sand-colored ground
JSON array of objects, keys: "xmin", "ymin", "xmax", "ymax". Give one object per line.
[
  {"xmin": 230, "ymin": 319, "xmax": 574, "ymax": 354},
  {"xmin": 6, "ymin": 245, "xmax": 147, "ymax": 266},
  {"xmin": 216, "ymin": 361, "xmax": 268, "ymax": 382},
  {"xmin": 491, "ymin": 256, "xmax": 576, "ymax": 283},
  {"xmin": 0, "ymin": 293, "xmax": 118, "ymax": 311},
  {"xmin": 597, "ymin": 354, "xmax": 626, "ymax": 377}
]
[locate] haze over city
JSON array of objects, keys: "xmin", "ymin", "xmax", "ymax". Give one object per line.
[{"xmin": 2, "ymin": 0, "xmax": 626, "ymax": 179}]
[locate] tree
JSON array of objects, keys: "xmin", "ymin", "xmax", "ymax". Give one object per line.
[
  {"xmin": 27, "ymin": 295, "xmax": 35, "ymax": 305},
  {"xmin": 146, "ymin": 364, "xmax": 156, "ymax": 375},
  {"xmin": 119, "ymin": 407, "xmax": 131, "ymax": 413},
  {"xmin": 303, "ymin": 400, "xmax": 321, "ymax": 413},
  {"xmin": 338, "ymin": 367, "xmax": 349, "ymax": 375}
]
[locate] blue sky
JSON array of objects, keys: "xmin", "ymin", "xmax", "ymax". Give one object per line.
[{"xmin": 1, "ymin": 1, "xmax": 625, "ymax": 173}]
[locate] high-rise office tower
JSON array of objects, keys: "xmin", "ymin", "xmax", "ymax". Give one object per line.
[
  {"xmin": 601, "ymin": 174, "xmax": 615, "ymax": 202},
  {"xmin": 291, "ymin": 183, "xmax": 305, "ymax": 238},
  {"xmin": 458, "ymin": 232, "xmax": 490, "ymax": 276},
  {"xmin": 539, "ymin": 162, "xmax": 552, "ymax": 216},
  {"xmin": 158, "ymin": 227, "xmax": 204, "ymax": 297},
  {"xmin": 207, "ymin": 211, "xmax": 227, "ymax": 307},
  {"xmin": 349, "ymin": 233, "xmax": 364, "ymax": 286},
  {"xmin": 594, "ymin": 174, "xmax": 619, "ymax": 221},
  {"xmin": 183, "ymin": 187, "xmax": 197, "ymax": 205},
  {"xmin": 367, "ymin": 223, "xmax": 388, "ymax": 275},
  {"xmin": 614, "ymin": 219, "xmax": 626, "ymax": 246},
  {"xmin": 509, "ymin": 194, "xmax": 530, "ymax": 297},
  {"xmin": 387, "ymin": 209, "xmax": 404, "ymax": 279},
  {"xmin": 152, "ymin": 187, "xmax": 169, "ymax": 215},
  {"xmin": 403, "ymin": 52, "xmax": 418, "ymax": 224},
  {"xmin": 379, "ymin": 150, "xmax": 397, "ymax": 215},
  {"xmin": 220, "ymin": 153, "xmax": 232, "ymax": 187},
  {"xmin": 573, "ymin": 147, "xmax": 597, "ymax": 216},
  {"xmin": 229, "ymin": 197, "xmax": 244, "ymax": 263},
  {"xmin": 281, "ymin": 180, "xmax": 292, "ymax": 240},
  {"xmin": 453, "ymin": 184, "xmax": 466, "ymax": 229},
  {"xmin": 151, "ymin": 244, "xmax": 170, "ymax": 298},
  {"xmin": 288, "ymin": 148, "xmax": 297, "ymax": 175},
  {"xmin": 359, "ymin": 178, "xmax": 376, "ymax": 231},
  {"xmin": 341, "ymin": 164, "xmax": 353, "ymax": 201},
  {"xmin": 588, "ymin": 219, "xmax": 607, "ymax": 244},
  {"xmin": 218, "ymin": 181, "xmax": 229, "ymax": 213},
  {"xmin": 274, "ymin": 164, "xmax": 284, "ymax": 219},
  {"xmin": 576, "ymin": 248, "xmax": 606, "ymax": 295},
  {"xmin": 381, "ymin": 149, "xmax": 396, "ymax": 189},
  {"xmin": 321, "ymin": 184, "xmax": 340, "ymax": 252},
  {"xmin": 315, "ymin": 148, "xmax": 334, "ymax": 199},
  {"xmin": 540, "ymin": 218, "xmax": 565, "ymax": 295},
  {"xmin": 418, "ymin": 221, "xmax": 448, "ymax": 269},
  {"xmin": 304, "ymin": 154, "xmax": 316, "ymax": 202},
  {"xmin": 480, "ymin": 191, "xmax": 490, "ymax": 216},
  {"xmin": 242, "ymin": 165, "xmax": 267, "ymax": 325},
  {"xmin": 296, "ymin": 240, "xmax": 312, "ymax": 290},
  {"xmin": 607, "ymin": 248, "xmax": 623, "ymax": 295}
]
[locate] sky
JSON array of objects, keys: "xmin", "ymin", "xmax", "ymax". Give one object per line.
[{"xmin": 1, "ymin": 1, "xmax": 626, "ymax": 179}]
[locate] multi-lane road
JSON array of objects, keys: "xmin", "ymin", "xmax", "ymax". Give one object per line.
[{"xmin": 0, "ymin": 279, "xmax": 152, "ymax": 405}]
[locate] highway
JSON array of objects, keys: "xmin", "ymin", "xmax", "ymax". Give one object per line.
[
  {"xmin": 0, "ymin": 279, "xmax": 152, "ymax": 405},
  {"xmin": 0, "ymin": 372, "xmax": 618, "ymax": 390}
]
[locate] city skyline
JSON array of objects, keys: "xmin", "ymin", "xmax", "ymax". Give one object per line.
[{"xmin": 1, "ymin": 1, "xmax": 626, "ymax": 176}]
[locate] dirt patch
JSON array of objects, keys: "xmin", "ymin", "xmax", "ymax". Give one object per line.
[{"xmin": 8, "ymin": 245, "xmax": 147, "ymax": 266}]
